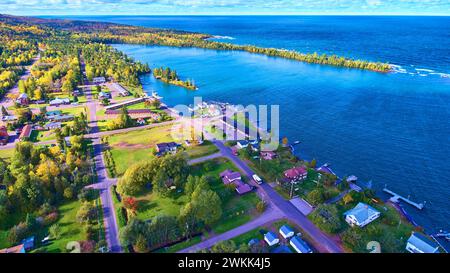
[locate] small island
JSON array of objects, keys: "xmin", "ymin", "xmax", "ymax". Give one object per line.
[{"xmin": 152, "ymin": 67, "xmax": 197, "ymax": 90}]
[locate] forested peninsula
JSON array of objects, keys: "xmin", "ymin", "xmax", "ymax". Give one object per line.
[{"xmin": 1, "ymin": 14, "xmax": 392, "ymax": 74}]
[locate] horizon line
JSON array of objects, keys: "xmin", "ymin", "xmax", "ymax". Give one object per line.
[{"xmin": 6, "ymin": 13, "xmax": 450, "ymax": 17}]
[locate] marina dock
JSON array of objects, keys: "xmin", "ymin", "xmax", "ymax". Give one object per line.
[{"xmin": 383, "ymin": 186, "xmax": 425, "ymax": 210}]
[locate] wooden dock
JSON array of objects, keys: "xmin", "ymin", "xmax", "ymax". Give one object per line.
[{"xmin": 383, "ymin": 186, "xmax": 425, "ymax": 210}]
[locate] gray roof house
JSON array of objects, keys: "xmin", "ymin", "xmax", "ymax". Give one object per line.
[
  {"xmin": 290, "ymin": 236, "xmax": 313, "ymax": 253},
  {"xmin": 264, "ymin": 232, "xmax": 279, "ymax": 247},
  {"xmin": 406, "ymin": 232, "xmax": 440, "ymax": 253},
  {"xmin": 344, "ymin": 202, "xmax": 381, "ymax": 227}
]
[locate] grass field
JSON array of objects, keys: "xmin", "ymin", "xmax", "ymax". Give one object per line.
[
  {"xmin": 184, "ymin": 141, "xmax": 219, "ymax": 159},
  {"xmin": 134, "ymin": 190, "xmax": 189, "ymax": 221},
  {"xmin": 108, "ymin": 124, "xmax": 174, "ymax": 176},
  {"xmin": 0, "ymin": 148, "xmax": 15, "ymax": 161},
  {"xmin": 30, "ymin": 129, "xmax": 56, "ymax": 142},
  {"xmin": 41, "ymin": 200, "xmax": 86, "ymax": 253}
]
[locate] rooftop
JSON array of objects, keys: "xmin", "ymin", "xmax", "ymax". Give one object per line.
[
  {"xmin": 264, "ymin": 231, "xmax": 278, "ymax": 243},
  {"xmin": 344, "ymin": 202, "xmax": 380, "ymax": 224},
  {"xmin": 290, "ymin": 236, "xmax": 312, "ymax": 253},
  {"xmin": 407, "ymin": 232, "xmax": 439, "ymax": 253},
  {"xmin": 284, "ymin": 166, "xmax": 307, "ymax": 179}
]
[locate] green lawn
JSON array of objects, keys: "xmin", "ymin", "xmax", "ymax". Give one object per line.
[
  {"xmin": 184, "ymin": 141, "xmax": 219, "ymax": 159},
  {"xmin": 239, "ymin": 146, "xmax": 299, "ymax": 182},
  {"xmin": 30, "ymin": 129, "xmax": 56, "ymax": 143},
  {"xmin": 108, "ymin": 124, "xmax": 175, "ymax": 176},
  {"xmin": 134, "ymin": 190, "xmax": 189, "ymax": 221},
  {"xmin": 61, "ymin": 106, "xmax": 87, "ymax": 116},
  {"xmin": 0, "ymin": 148, "xmax": 15, "ymax": 161},
  {"xmin": 40, "ymin": 200, "xmax": 86, "ymax": 253},
  {"xmin": 190, "ymin": 157, "xmax": 261, "ymax": 234}
]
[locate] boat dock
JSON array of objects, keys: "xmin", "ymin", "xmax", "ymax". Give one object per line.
[{"xmin": 383, "ymin": 186, "xmax": 425, "ymax": 210}]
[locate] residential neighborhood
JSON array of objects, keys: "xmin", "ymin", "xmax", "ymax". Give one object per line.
[{"xmin": 0, "ymin": 11, "xmax": 447, "ymax": 260}]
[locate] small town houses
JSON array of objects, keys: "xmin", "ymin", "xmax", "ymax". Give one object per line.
[
  {"xmin": 49, "ymin": 97, "xmax": 70, "ymax": 106},
  {"xmin": 260, "ymin": 224, "xmax": 313, "ymax": 253},
  {"xmin": 344, "ymin": 202, "xmax": 381, "ymax": 227},
  {"xmin": 283, "ymin": 166, "xmax": 308, "ymax": 183},
  {"xmin": 219, "ymin": 169, "xmax": 253, "ymax": 195},
  {"xmin": 290, "ymin": 235, "xmax": 313, "ymax": 253},
  {"xmin": 19, "ymin": 124, "xmax": 33, "ymax": 141},
  {"xmin": 155, "ymin": 142, "xmax": 179, "ymax": 156},
  {"xmin": 15, "ymin": 93, "xmax": 29, "ymax": 106},
  {"xmin": 406, "ymin": 232, "xmax": 440, "ymax": 253},
  {"xmin": 92, "ymin": 76, "xmax": 106, "ymax": 84}
]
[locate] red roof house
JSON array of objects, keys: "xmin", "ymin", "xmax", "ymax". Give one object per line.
[
  {"xmin": 0, "ymin": 126, "xmax": 9, "ymax": 145},
  {"xmin": 284, "ymin": 166, "xmax": 307, "ymax": 182},
  {"xmin": 220, "ymin": 169, "xmax": 252, "ymax": 195},
  {"xmin": 19, "ymin": 124, "xmax": 33, "ymax": 141}
]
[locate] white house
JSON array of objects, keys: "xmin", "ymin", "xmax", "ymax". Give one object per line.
[
  {"xmin": 290, "ymin": 236, "xmax": 313, "ymax": 253},
  {"xmin": 92, "ymin": 77, "xmax": 106, "ymax": 84},
  {"xmin": 344, "ymin": 202, "xmax": 381, "ymax": 227},
  {"xmin": 49, "ymin": 97, "xmax": 70, "ymax": 106},
  {"xmin": 264, "ymin": 232, "xmax": 279, "ymax": 247},
  {"xmin": 279, "ymin": 225, "xmax": 295, "ymax": 239},
  {"xmin": 406, "ymin": 232, "xmax": 440, "ymax": 253},
  {"xmin": 236, "ymin": 140, "xmax": 249, "ymax": 149}
]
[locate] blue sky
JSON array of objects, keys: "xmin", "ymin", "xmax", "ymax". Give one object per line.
[{"xmin": 0, "ymin": 0, "xmax": 449, "ymax": 15}]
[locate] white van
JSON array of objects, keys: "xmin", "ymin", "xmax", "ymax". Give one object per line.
[{"xmin": 252, "ymin": 174, "xmax": 263, "ymax": 185}]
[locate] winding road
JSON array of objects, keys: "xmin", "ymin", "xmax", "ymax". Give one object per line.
[{"xmin": 179, "ymin": 138, "xmax": 344, "ymax": 253}]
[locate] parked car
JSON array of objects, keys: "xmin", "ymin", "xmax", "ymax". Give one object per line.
[{"xmin": 252, "ymin": 174, "xmax": 263, "ymax": 185}]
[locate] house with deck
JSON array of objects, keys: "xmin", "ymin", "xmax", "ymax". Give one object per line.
[
  {"xmin": 284, "ymin": 166, "xmax": 308, "ymax": 183},
  {"xmin": 406, "ymin": 232, "xmax": 440, "ymax": 253},
  {"xmin": 344, "ymin": 202, "xmax": 381, "ymax": 227}
]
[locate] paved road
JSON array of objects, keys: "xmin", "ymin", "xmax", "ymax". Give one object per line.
[
  {"xmin": 0, "ymin": 54, "xmax": 40, "ymax": 108},
  {"xmin": 178, "ymin": 207, "xmax": 283, "ymax": 253},
  {"xmin": 84, "ymin": 78, "xmax": 122, "ymax": 253},
  {"xmin": 205, "ymin": 139, "xmax": 344, "ymax": 253}
]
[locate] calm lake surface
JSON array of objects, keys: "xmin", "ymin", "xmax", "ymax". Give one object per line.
[{"xmin": 52, "ymin": 16, "xmax": 450, "ymax": 241}]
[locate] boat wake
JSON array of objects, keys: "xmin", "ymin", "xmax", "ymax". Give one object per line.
[
  {"xmin": 211, "ymin": 35, "xmax": 235, "ymax": 40},
  {"xmin": 391, "ymin": 65, "xmax": 450, "ymax": 79}
]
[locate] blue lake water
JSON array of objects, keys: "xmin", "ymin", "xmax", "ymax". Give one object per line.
[{"xmin": 51, "ymin": 15, "xmax": 450, "ymax": 243}]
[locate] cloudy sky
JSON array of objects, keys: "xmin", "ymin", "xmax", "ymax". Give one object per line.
[{"xmin": 0, "ymin": 0, "xmax": 449, "ymax": 15}]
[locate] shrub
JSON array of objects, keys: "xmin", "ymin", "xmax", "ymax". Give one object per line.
[
  {"xmin": 256, "ymin": 200, "xmax": 266, "ymax": 213},
  {"xmin": 44, "ymin": 211, "xmax": 59, "ymax": 225},
  {"xmin": 49, "ymin": 223, "xmax": 62, "ymax": 239}
]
